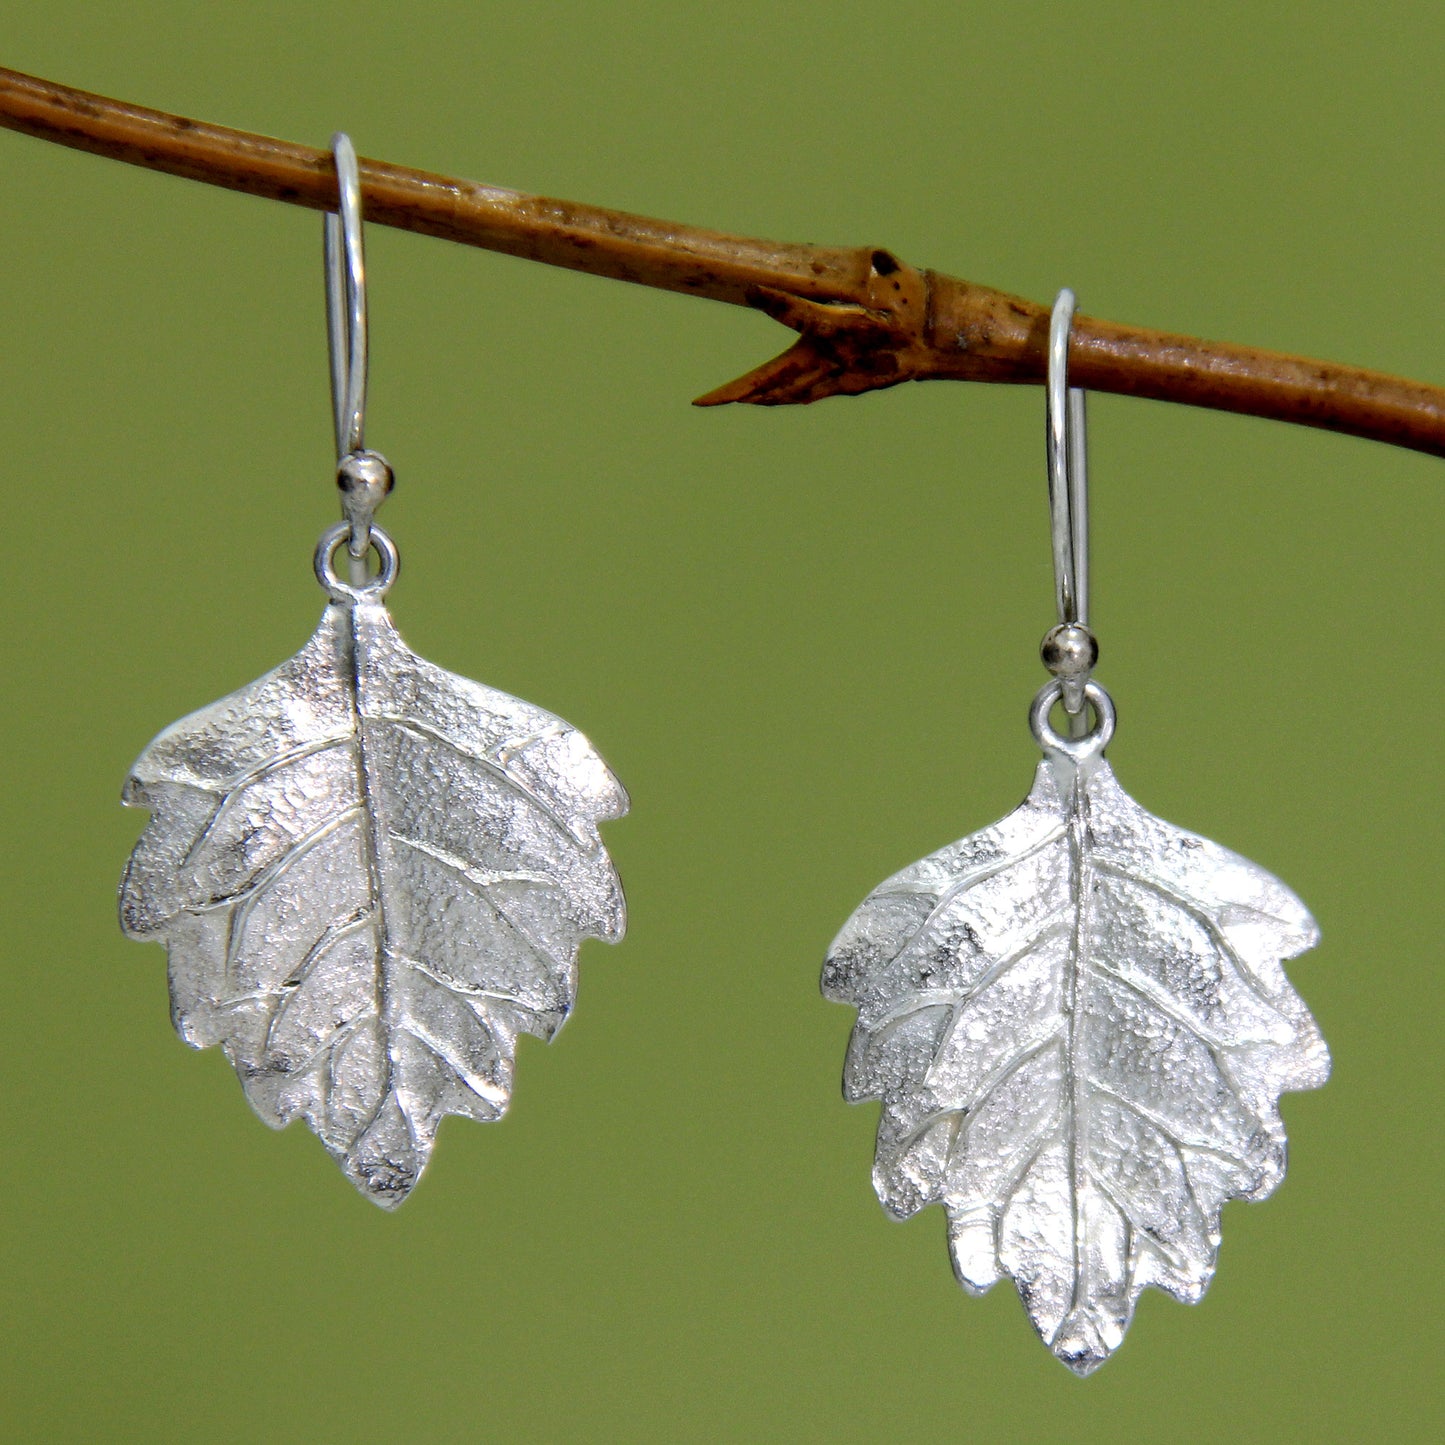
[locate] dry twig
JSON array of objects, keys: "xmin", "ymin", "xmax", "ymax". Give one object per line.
[{"xmin": 2, "ymin": 65, "xmax": 1442, "ymax": 456}]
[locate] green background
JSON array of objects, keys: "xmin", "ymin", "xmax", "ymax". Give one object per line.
[{"xmin": 1, "ymin": 3, "xmax": 1440, "ymax": 1440}]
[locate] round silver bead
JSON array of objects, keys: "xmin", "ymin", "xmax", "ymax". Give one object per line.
[
  {"xmin": 337, "ymin": 450, "xmax": 395, "ymax": 512},
  {"xmin": 1040, "ymin": 623, "xmax": 1098, "ymax": 680}
]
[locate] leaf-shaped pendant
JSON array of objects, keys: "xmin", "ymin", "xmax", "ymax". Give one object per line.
[
  {"xmin": 821, "ymin": 687, "xmax": 1327, "ymax": 1373},
  {"xmin": 120, "ymin": 531, "xmax": 627, "ymax": 1207}
]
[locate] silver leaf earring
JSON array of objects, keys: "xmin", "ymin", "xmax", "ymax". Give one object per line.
[
  {"xmin": 821, "ymin": 289, "xmax": 1328, "ymax": 1373},
  {"xmin": 119, "ymin": 135, "xmax": 628, "ymax": 1208}
]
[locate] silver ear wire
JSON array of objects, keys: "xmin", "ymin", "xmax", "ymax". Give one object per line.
[
  {"xmin": 1042, "ymin": 289, "xmax": 1096, "ymax": 724},
  {"xmin": 325, "ymin": 133, "xmax": 392, "ymax": 567},
  {"xmin": 325, "ymin": 132, "xmax": 368, "ymax": 461}
]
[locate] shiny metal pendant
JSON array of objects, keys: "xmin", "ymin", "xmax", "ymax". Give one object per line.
[
  {"xmin": 121, "ymin": 532, "xmax": 626, "ymax": 1206},
  {"xmin": 119, "ymin": 136, "xmax": 627, "ymax": 1207},
  {"xmin": 821, "ymin": 291, "xmax": 1327, "ymax": 1372},
  {"xmin": 823, "ymin": 685, "xmax": 1326, "ymax": 1373}
]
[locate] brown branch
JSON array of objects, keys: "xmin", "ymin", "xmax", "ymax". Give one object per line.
[{"xmin": 2, "ymin": 64, "xmax": 1443, "ymax": 457}]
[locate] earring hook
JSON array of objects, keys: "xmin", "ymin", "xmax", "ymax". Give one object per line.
[
  {"xmin": 325, "ymin": 133, "xmax": 367, "ymax": 459},
  {"xmin": 1047, "ymin": 288, "xmax": 1089, "ymax": 629},
  {"xmin": 1041, "ymin": 289, "xmax": 1097, "ymax": 719},
  {"xmin": 324, "ymin": 133, "xmax": 392, "ymax": 563}
]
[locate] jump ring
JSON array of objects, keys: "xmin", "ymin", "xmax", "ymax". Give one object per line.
[
  {"xmin": 314, "ymin": 521, "xmax": 398, "ymax": 602},
  {"xmin": 1029, "ymin": 678, "xmax": 1115, "ymax": 762}
]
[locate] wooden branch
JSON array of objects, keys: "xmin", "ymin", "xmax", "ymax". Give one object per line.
[{"xmin": 2, "ymin": 65, "xmax": 1443, "ymax": 457}]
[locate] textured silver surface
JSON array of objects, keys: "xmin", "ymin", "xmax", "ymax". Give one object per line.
[
  {"xmin": 120, "ymin": 595, "xmax": 627, "ymax": 1207},
  {"xmin": 822, "ymin": 740, "xmax": 1328, "ymax": 1374}
]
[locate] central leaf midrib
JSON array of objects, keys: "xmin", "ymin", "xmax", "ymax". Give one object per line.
[
  {"xmin": 1062, "ymin": 771, "xmax": 1093, "ymax": 1327},
  {"xmin": 344, "ymin": 606, "xmax": 405, "ymax": 1149}
]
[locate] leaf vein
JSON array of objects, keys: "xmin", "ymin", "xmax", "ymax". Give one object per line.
[
  {"xmin": 1087, "ymin": 963, "xmax": 1252, "ymax": 1121},
  {"xmin": 373, "ymin": 715, "xmax": 587, "ymax": 850},
  {"xmin": 1082, "ymin": 1165, "xmax": 1191, "ymax": 1275},
  {"xmin": 892, "ymin": 1031, "xmax": 1062, "ymax": 1162},
  {"xmin": 179, "ymin": 734, "xmax": 354, "ymax": 868},
  {"xmin": 263, "ymin": 908, "xmax": 378, "ymax": 1052},
  {"xmin": 883, "ymin": 823, "xmax": 1067, "ymax": 965},
  {"xmin": 261, "ymin": 1004, "xmax": 377, "ymax": 1092},
  {"xmin": 1091, "ymin": 858, "xmax": 1293, "ymax": 1015},
  {"xmin": 404, "ymin": 1023, "xmax": 509, "ymax": 1109},
  {"xmin": 191, "ymin": 804, "xmax": 362, "ymax": 918},
  {"xmin": 388, "ymin": 832, "xmax": 564, "ymax": 976},
  {"xmin": 396, "ymin": 953, "xmax": 530, "ymax": 1010},
  {"xmin": 1084, "ymin": 1078, "xmax": 1251, "ymax": 1171},
  {"xmin": 923, "ymin": 913, "xmax": 1069, "ymax": 1089}
]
